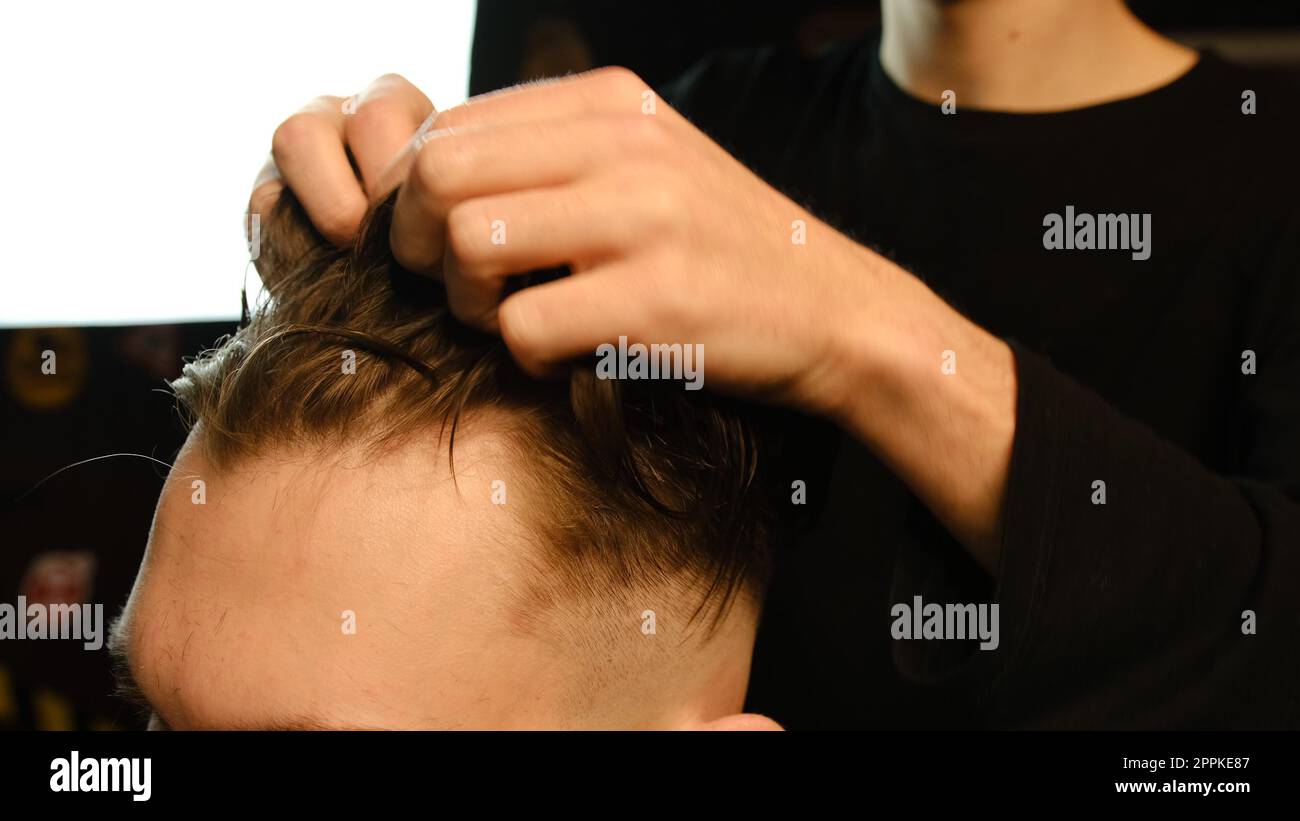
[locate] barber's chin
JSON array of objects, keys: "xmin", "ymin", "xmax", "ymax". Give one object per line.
[{"xmin": 685, "ymin": 713, "xmax": 784, "ymax": 731}]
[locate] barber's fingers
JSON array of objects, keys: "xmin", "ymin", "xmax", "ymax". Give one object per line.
[
  {"xmin": 344, "ymin": 73, "xmax": 435, "ymax": 197},
  {"xmin": 498, "ymin": 262, "xmax": 654, "ymax": 377},
  {"xmin": 391, "ymin": 115, "xmax": 665, "ymax": 275},
  {"xmin": 268, "ymin": 95, "xmax": 368, "ymax": 245},
  {"xmin": 378, "ymin": 65, "xmax": 669, "ymax": 215},
  {"xmin": 259, "ymin": 76, "xmax": 432, "ymax": 246},
  {"xmin": 258, "ymin": 69, "xmax": 656, "ymax": 248},
  {"xmin": 437, "ymin": 66, "xmax": 664, "ymax": 131},
  {"xmin": 439, "ymin": 181, "xmax": 646, "ymax": 328}
]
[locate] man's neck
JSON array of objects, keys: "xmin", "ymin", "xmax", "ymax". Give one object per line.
[{"xmin": 879, "ymin": 0, "xmax": 1199, "ymax": 112}]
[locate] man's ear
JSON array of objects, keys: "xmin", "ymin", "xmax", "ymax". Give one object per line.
[{"xmin": 687, "ymin": 713, "xmax": 784, "ymax": 731}]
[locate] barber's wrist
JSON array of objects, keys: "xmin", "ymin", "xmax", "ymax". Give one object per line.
[
  {"xmin": 818, "ymin": 253, "xmax": 1018, "ymax": 561},
  {"xmin": 811, "ymin": 250, "xmax": 931, "ymax": 435},
  {"xmin": 787, "ymin": 240, "xmax": 896, "ymax": 421}
]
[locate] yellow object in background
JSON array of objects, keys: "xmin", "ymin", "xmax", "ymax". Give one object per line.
[
  {"xmin": 5, "ymin": 327, "xmax": 89, "ymax": 412},
  {"xmin": 33, "ymin": 687, "xmax": 75, "ymax": 731}
]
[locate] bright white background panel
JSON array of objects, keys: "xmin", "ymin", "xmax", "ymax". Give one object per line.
[{"xmin": 0, "ymin": 0, "xmax": 476, "ymax": 327}]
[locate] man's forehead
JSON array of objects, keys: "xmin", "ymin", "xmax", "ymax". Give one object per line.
[
  {"xmin": 152, "ymin": 428, "xmax": 525, "ymax": 576},
  {"xmin": 122, "ymin": 428, "xmax": 545, "ymax": 728}
]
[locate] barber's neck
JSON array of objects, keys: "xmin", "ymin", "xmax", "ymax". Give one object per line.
[{"xmin": 879, "ymin": 0, "xmax": 1198, "ymax": 112}]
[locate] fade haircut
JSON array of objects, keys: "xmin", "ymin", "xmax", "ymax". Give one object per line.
[{"xmin": 171, "ymin": 188, "xmax": 788, "ymax": 645}]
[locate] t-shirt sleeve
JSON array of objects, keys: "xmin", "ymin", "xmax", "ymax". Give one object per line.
[{"xmin": 892, "ymin": 210, "xmax": 1300, "ymax": 728}]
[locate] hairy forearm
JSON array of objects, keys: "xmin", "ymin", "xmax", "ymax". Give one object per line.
[{"xmin": 818, "ymin": 250, "xmax": 1019, "ymax": 571}]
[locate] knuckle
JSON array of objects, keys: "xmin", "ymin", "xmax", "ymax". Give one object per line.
[
  {"xmin": 270, "ymin": 113, "xmax": 321, "ymax": 159},
  {"xmin": 412, "ymin": 137, "xmax": 472, "ymax": 203},
  {"xmin": 431, "ymin": 104, "xmax": 472, "ymax": 132},
  {"xmin": 633, "ymin": 175, "xmax": 684, "ymax": 234},
  {"xmin": 618, "ymin": 112, "xmax": 664, "ymax": 150},
  {"xmin": 370, "ymin": 71, "xmax": 411, "ymax": 89},
  {"xmin": 348, "ymin": 94, "xmax": 403, "ymax": 134},
  {"xmin": 593, "ymin": 65, "xmax": 645, "ymax": 96},
  {"xmin": 315, "ymin": 198, "xmax": 366, "ymax": 243}
]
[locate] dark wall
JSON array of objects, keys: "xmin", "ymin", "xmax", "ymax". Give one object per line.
[
  {"xmin": 1, "ymin": 323, "xmax": 234, "ymax": 728},
  {"xmin": 470, "ymin": 1, "xmax": 1300, "ymax": 97}
]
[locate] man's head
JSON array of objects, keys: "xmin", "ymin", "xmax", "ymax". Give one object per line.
[{"xmin": 112, "ymin": 190, "xmax": 787, "ymax": 729}]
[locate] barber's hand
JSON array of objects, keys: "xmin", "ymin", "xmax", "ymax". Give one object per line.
[
  {"xmin": 387, "ymin": 67, "xmax": 1017, "ymax": 563},
  {"xmin": 250, "ymin": 74, "xmax": 434, "ymax": 246},
  {"xmin": 387, "ymin": 67, "xmax": 881, "ymax": 411}
]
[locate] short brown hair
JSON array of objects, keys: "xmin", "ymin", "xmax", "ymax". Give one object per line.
[{"xmin": 172, "ymin": 188, "xmax": 786, "ymax": 631}]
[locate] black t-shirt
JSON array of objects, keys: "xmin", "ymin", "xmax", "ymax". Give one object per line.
[{"xmin": 661, "ymin": 35, "xmax": 1300, "ymax": 729}]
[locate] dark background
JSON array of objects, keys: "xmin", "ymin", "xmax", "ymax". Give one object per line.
[{"xmin": 4, "ymin": 0, "xmax": 1299, "ymax": 730}]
